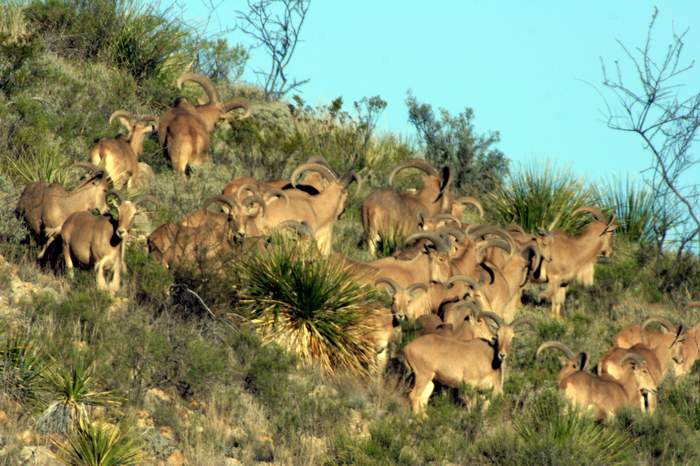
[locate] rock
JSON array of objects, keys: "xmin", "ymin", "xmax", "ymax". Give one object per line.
[
  {"xmin": 136, "ymin": 410, "xmax": 154, "ymax": 429},
  {"xmin": 0, "ymin": 410, "xmax": 7, "ymax": 424},
  {"xmin": 144, "ymin": 388, "xmax": 171, "ymax": 411},
  {"xmin": 159, "ymin": 426, "xmax": 175, "ymax": 440},
  {"xmin": 253, "ymin": 435, "xmax": 274, "ymax": 463},
  {"xmin": 19, "ymin": 429, "xmax": 40, "ymax": 445},
  {"xmin": 20, "ymin": 446, "xmax": 61, "ymax": 465},
  {"xmin": 224, "ymin": 459, "xmax": 243, "ymax": 466},
  {"xmin": 166, "ymin": 449, "xmax": 186, "ymax": 466},
  {"xmin": 142, "ymin": 427, "xmax": 176, "ymax": 460}
]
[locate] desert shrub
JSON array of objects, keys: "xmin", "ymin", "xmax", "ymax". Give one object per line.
[
  {"xmin": 25, "ymin": 0, "xmax": 190, "ymax": 84},
  {"xmin": 329, "ymin": 393, "xmax": 484, "ymax": 465},
  {"xmin": 406, "ymin": 92, "xmax": 508, "ymax": 196},
  {"xmin": 192, "ymin": 38, "xmax": 248, "ymax": 82},
  {"xmin": 240, "ymin": 236, "xmax": 380, "ymax": 375},
  {"xmin": 123, "ymin": 244, "xmax": 173, "ymax": 306},
  {"xmin": 0, "ymin": 330, "xmax": 45, "ymax": 405},
  {"xmin": 487, "ymin": 162, "xmax": 595, "ymax": 234},
  {"xmin": 52, "ymin": 418, "xmax": 145, "ymax": 466},
  {"xmin": 0, "ymin": 174, "xmax": 27, "ymax": 258},
  {"xmin": 615, "ymin": 407, "xmax": 700, "ymax": 464},
  {"xmin": 514, "ymin": 389, "xmax": 633, "ymax": 465},
  {"xmin": 596, "ymin": 177, "xmax": 656, "ymax": 244},
  {"xmin": 663, "ymin": 377, "xmax": 700, "ymax": 431}
]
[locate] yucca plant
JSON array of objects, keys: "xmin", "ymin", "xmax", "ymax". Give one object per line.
[
  {"xmin": 375, "ymin": 224, "xmax": 408, "ymax": 258},
  {"xmin": 240, "ymin": 236, "xmax": 380, "ymax": 375},
  {"xmin": 0, "ymin": 330, "xmax": 45, "ymax": 404},
  {"xmin": 37, "ymin": 358, "xmax": 121, "ymax": 435},
  {"xmin": 595, "ymin": 177, "xmax": 657, "ymax": 244},
  {"xmin": 487, "ymin": 162, "xmax": 595, "ymax": 234},
  {"xmin": 52, "ymin": 419, "xmax": 144, "ymax": 466},
  {"xmin": 514, "ymin": 390, "xmax": 634, "ymax": 465}
]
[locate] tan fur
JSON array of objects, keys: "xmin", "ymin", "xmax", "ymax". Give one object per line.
[
  {"xmin": 16, "ymin": 171, "xmax": 111, "ymax": 258},
  {"xmin": 60, "ymin": 201, "xmax": 136, "ymax": 293}
]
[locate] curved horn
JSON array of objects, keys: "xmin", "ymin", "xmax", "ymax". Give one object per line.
[
  {"xmin": 437, "ymin": 226, "xmax": 466, "ymax": 241},
  {"xmin": 388, "ymin": 158, "xmax": 438, "ymax": 186},
  {"xmin": 236, "ymin": 183, "xmax": 258, "ymax": 200},
  {"xmin": 432, "ymin": 214, "xmax": 462, "ymax": 227},
  {"xmin": 511, "ymin": 318, "xmax": 535, "ymax": 330},
  {"xmin": 573, "ymin": 206, "xmax": 606, "ymax": 222},
  {"xmin": 138, "ymin": 115, "xmax": 159, "ymax": 125},
  {"xmin": 536, "ymin": 341, "xmax": 576, "ymax": 360},
  {"xmin": 477, "ymin": 238, "xmax": 513, "ymax": 257},
  {"xmin": 223, "ymin": 97, "xmax": 252, "ymax": 119},
  {"xmin": 404, "ymin": 232, "xmax": 450, "ymax": 254},
  {"xmin": 407, "ymin": 282, "xmax": 428, "ymax": 295},
  {"xmin": 447, "ymin": 275, "xmax": 480, "ymax": 289},
  {"xmin": 276, "ymin": 220, "xmax": 313, "ymax": 237},
  {"xmin": 621, "ymin": 352, "xmax": 646, "ymax": 367},
  {"xmin": 374, "ymin": 277, "xmax": 401, "ymax": 294},
  {"xmin": 204, "ymin": 194, "xmax": 238, "ymax": 212},
  {"xmin": 340, "ymin": 171, "xmax": 362, "ymax": 193},
  {"xmin": 242, "ymin": 194, "xmax": 266, "ymax": 215},
  {"xmin": 642, "ymin": 316, "xmax": 674, "ymax": 332},
  {"xmin": 506, "ymin": 224, "xmax": 526, "ymax": 235},
  {"xmin": 290, "ymin": 163, "xmax": 337, "ymax": 187},
  {"xmin": 454, "ymin": 300, "xmax": 483, "ymax": 318},
  {"xmin": 109, "ymin": 110, "xmax": 135, "ymax": 129},
  {"xmin": 467, "ymin": 224, "xmax": 511, "ymax": 241},
  {"xmin": 478, "ymin": 311, "xmax": 504, "ymax": 329},
  {"xmin": 176, "ymin": 72, "xmax": 220, "ymax": 104},
  {"xmin": 455, "ymin": 196, "xmax": 484, "ymax": 218},
  {"xmin": 305, "ymin": 155, "xmax": 331, "ymax": 168},
  {"xmin": 264, "ymin": 189, "xmax": 289, "ymax": 207}
]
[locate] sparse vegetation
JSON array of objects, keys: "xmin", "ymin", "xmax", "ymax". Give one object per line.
[{"xmin": 0, "ymin": 2, "xmax": 699, "ymax": 465}]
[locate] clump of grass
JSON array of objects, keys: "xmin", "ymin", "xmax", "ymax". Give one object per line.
[
  {"xmin": 52, "ymin": 419, "xmax": 145, "ymax": 466},
  {"xmin": 513, "ymin": 389, "xmax": 634, "ymax": 465},
  {"xmin": 0, "ymin": 330, "xmax": 45, "ymax": 405},
  {"xmin": 0, "ymin": 0, "xmax": 29, "ymax": 44},
  {"xmin": 487, "ymin": 162, "xmax": 595, "ymax": 234},
  {"xmin": 596, "ymin": 177, "xmax": 656, "ymax": 244},
  {"xmin": 37, "ymin": 358, "xmax": 120, "ymax": 435},
  {"xmin": 240, "ymin": 236, "xmax": 380, "ymax": 375}
]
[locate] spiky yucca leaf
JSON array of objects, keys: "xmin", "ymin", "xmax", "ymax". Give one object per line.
[
  {"xmin": 487, "ymin": 163, "xmax": 595, "ymax": 234},
  {"xmin": 240, "ymin": 237, "xmax": 380, "ymax": 375},
  {"xmin": 52, "ymin": 419, "xmax": 144, "ymax": 466},
  {"xmin": 596, "ymin": 177, "xmax": 656, "ymax": 244},
  {"xmin": 38, "ymin": 359, "xmax": 120, "ymax": 435}
]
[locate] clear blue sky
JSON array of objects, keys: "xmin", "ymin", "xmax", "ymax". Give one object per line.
[{"xmin": 182, "ymin": 1, "xmax": 699, "ymax": 182}]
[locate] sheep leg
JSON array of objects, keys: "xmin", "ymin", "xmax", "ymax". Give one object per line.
[
  {"xmin": 95, "ymin": 260, "xmax": 108, "ymax": 291},
  {"xmin": 38, "ymin": 234, "xmax": 56, "ymax": 259},
  {"xmin": 409, "ymin": 373, "xmax": 434, "ymax": 415},
  {"xmin": 62, "ymin": 242, "xmax": 74, "ymax": 279},
  {"xmin": 110, "ymin": 261, "xmax": 121, "ymax": 294}
]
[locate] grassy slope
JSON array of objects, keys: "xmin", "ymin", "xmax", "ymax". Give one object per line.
[{"xmin": 1, "ymin": 30, "xmax": 700, "ymax": 466}]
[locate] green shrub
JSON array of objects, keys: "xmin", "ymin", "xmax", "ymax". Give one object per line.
[
  {"xmin": 406, "ymin": 92, "xmax": 508, "ymax": 196},
  {"xmin": 240, "ymin": 236, "xmax": 380, "ymax": 375},
  {"xmin": 487, "ymin": 162, "xmax": 595, "ymax": 234},
  {"xmin": 514, "ymin": 389, "xmax": 633, "ymax": 465},
  {"xmin": 0, "ymin": 330, "xmax": 45, "ymax": 404},
  {"xmin": 25, "ymin": 0, "xmax": 190, "ymax": 83},
  {"xmin": 123, "ymin": 244, "xmax": 173, "ymax": 306}
]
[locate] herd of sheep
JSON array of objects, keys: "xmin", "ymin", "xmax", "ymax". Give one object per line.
[{"xmin": 12, "ymin": 72, "xmax": 699, "ymax": 419}]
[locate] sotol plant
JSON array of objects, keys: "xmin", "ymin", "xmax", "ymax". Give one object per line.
[
  {"xmin": 52, "ymin": 419, "xmax": 144, "ymax": 466},
  {"xmin": 487, "ymin": 162, "xmax": 595, "ymax": 234},
  {"xmin": 240, "ymin": 236, "xmax": 380, "ymax": 375}
]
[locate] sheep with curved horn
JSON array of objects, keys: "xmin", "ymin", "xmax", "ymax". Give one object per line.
[
  {"xmin": 90, "ymin": 110, "xmax": 158, "ymax": 189},
  {"xmin": 535, "ymin": 205, "xmax": 618, "ymax": 318},
  {"xmin": 403, "ymin": 313, "xmax": 533, "ymax": 414},
  {"xmin": 362, "ymin": 158, "xmax": 459, "ymax": 256},
  {"xmin": 537, "ymin": 341, "xmax": 657, "ymax": 418},
  {"xmin": 159, "ymin": 72, "xmax": 251, "ymax": 174},
  {"xmin": 16, "ymin": 164, "xmax": 113, "ymax": 260}
]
